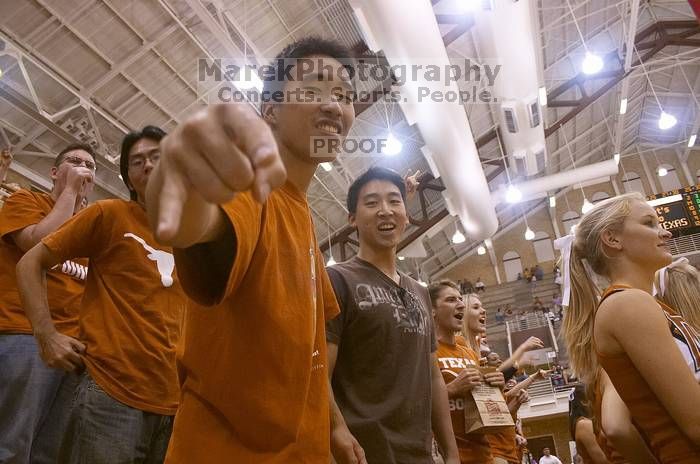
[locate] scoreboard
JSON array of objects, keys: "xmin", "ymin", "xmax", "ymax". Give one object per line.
[{"xmin": 646, "ymin": 184, "xmax": 700, "ymax": 237}]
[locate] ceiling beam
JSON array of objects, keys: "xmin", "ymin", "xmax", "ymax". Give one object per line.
[{"xmin": 319, "ymin": 19, "xmax": 698, "ymax": 263}]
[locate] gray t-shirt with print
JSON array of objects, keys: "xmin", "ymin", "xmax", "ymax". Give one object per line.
[{"xmin": 326, "ymin": 256, "xmax": 437, "ymax": 464}]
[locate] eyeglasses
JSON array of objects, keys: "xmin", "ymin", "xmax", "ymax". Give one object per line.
[
  {"xmin": 128, "ymin": 152, "xmax": 160, "ymax": 170},
  {"xmin": 63, "ymin": 155, "xmax": 96, "ymax": 171}
]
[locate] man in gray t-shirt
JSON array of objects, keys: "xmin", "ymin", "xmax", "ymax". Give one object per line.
[{"xmin": 327, "ymin": 167, "xmax": 458, "ymax": 464}]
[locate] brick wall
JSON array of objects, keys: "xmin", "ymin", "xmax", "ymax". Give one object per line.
[{"xmin": 521, "ymin": 414, "xmax": 572, "ymax": 463}]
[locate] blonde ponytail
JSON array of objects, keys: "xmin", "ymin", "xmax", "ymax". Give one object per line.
[
  {"xmin": 657, "ymin": 262, "xmax": 700, "ymax": 332},
  {"xmin": 562, "ymin": 248, "xmax": 601, "ymax": 383},
  {"xmin": 561, "ymin": 192, "xmax": 643, "ymax": 384}
]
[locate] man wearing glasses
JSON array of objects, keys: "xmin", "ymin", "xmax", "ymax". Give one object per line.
[
  {"xmin": 17, "ymin": 126, "xmax": 185, "ymax": 462},
  {"xmin": 0, "ymin": 143, "xmax": 95, "ymax": 463}
]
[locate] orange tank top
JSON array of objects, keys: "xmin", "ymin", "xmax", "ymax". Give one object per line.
[
  {"xmin": 592, "ymin": 379, "xmax": 628, "ymax": 464},
  {"xmin": 595, "ymin": 285, "xmax": 700, "ymax": 463}
]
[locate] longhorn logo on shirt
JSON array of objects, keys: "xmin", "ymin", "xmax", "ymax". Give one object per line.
[
  {"xmin": 51, "ymin": 261, "xmax": 88, "ymax": 280},
  {"xmin": 124, "ymin": 233, "xmax": 174, "ymax": 287}
]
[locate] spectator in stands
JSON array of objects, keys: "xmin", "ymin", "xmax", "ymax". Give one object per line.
[
  {"xmin": 475, "ymin": 277, "xmax": 485, "ymax": 293},
  {"xmin": 655, "ymin": 257, "xmax": 700, "ymax": 332},
  {"xmin": 487, "ymin": 352, "xmax": 503, "ymax": 368},
  {"xmin": 562, "ymin": 192, "xmax": 700, "ymax": 461},
  {"xmin": 538, "ymin": 447, "xmax": 562, "ymax": 464},
  {"xmin": 523, "ymin": 268, "xmax": 531, "ymax": 281},
  {"xmin": 554, "ymin": 267, "xmax": 562, "ymax": 288},
  {"xmin": 551, "ymin": 293, "xmax": 561, "ymax": 313},
  {"xmin": 496, "ymin": 307, "xmax": 504, "ymax": 323},
  {"xmin": 0, "ymin": 148, "xmax": 12, "ymax": 183},
  {"xmin": 532, "ymin": 297, "xmax": 545, "ymax": 313},
  {"xmin": 534, "ymin": 265, "xmax": 544, "ymax": 281},
  {"xmin": 505, "ymin": 304, "xmax": 513, "ymax": 317},
  {"xmin": 517, "ymin": 272, "xmax": 523, "ymax": 281},
  {"xmin": 431, "ymin": 283, "xmax": 504, "ymax": 463},
  {"xmin": 462, "ymin": 279, "xmax": 474, "ymax": 294}
]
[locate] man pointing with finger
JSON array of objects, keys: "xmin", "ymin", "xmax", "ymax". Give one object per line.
[
  {"xmin": 0, "ymin": 143, "xmax": 94, "ymax": 463},
  {"xmin": 145, "ymin": 37, "xmax": 356, "ymax": 462}
]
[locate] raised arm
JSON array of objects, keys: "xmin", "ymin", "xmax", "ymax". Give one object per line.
[
  {"xmin": 146, "ymin": 103, "xmax": 286, "ymax": 249},
  {"xmin": 498, "ymin": 336, "xmax": 544, "ymax": 373},
  {"xmin": 12, "ymin": 166, "xmax": 93, "ymax": 252}
]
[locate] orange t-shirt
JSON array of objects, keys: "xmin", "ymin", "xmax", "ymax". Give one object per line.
[
  {"xmin": 0, "ymin": 189, "xmax": 85, "ymax": 337},
  {"xmin": 42, "ymin": 199, "xmax": 184, "ymax": 415},
  {"xmin": 165, "ymin": 184, "xmax": 340, "ymax": 463},
  {"xmin": 596, "ymin": 286, "xmax": 700, "ymax": 463},
  {"xmin": 436, "ymin": 340, "xmax": 494, "ymax": 464},
  {"xmin": 488, "ymin": 428, "xmax": 518, "ymax": 463}
]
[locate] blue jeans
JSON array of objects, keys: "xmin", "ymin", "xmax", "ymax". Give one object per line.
[
  {"xmin": 59, "ymin": 373, "xmax": 173, "ymax": 464},
  {"xmin": 0, "ymin": 334, "xmax": 78, "ymax": 464}
]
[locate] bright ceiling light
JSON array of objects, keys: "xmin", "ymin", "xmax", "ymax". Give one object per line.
[
  {"xmin": 383, "ymin": 132, "xmax": 402, "ymax": 156},
  {"xmin": 524, "ymin": 227, "xmax": 535, "ymax": 241},
  {"xmin": 118, "ymin": 174, "xmax": 123, "ymax": 180},
  {"xmin": 418, "ymin": 280, "xmax": 428, "ymax": 288},
  {"xmin": 0, "ymin": 67, "xmax": 3, "ymax": 79},
  {"xmin": 581, "ymin": 52, "xmax": 604, "ymax": 75},
  {"xmin": 477, "ymin": 245, "xmax": 486, "ymax": 255},
  {"xmin": 539, "ymin": 86, "xmax": 547, "ymax": 106},
  {"xmin": 658, "ymin": 111, "xmax": 677, "ymax": 130},
  {"xmin": 398, "ymin": 255, "xmax": 405, "ymax": 261},
  {"xmin": 581, "ymin": 199, "xmax": 595, "ymax": 214},
  {"xmin": 457, "ymin": 0, "xmax": 481, "ymax": 12},
  {"xmin": 505, "ymin": 184, "xmax": 522, "ymax": 203},
  {"xmin": 234, "ymin": 66, "xmax": 263, "ymax": 91},
  {"xmin": 658, "ymin": 167, "xmax": 668, "ymax": 177},
  {"xmin": 619, "ymin": 98, "xmax": 627, "ymax": 115},
  {"xmin": 614, "ymin": 153, "xmax": 620, "ymax": 165},
  {"xmin": 452, "ymin": 230, "xmax": 466, "ymax": 244},
  {"xmin": 327, "ymin": 256, "xmax": 337, "ymax": 266},
  {"xmin": 688, "ymin": 135, "xmax": 697, "ymax": 148},
  {"xmin": 320, "ymin": 162, "xmax": 333, "ymax": 172},
  {"xmin": 549, "ymin": 196, "xmax": 556, "ymax": 208}
]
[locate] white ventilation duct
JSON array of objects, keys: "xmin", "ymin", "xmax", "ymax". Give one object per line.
[
  {"xmin": 350, "ymin": 0, "xmax": 499, "ymax": 239},
  {"xmin": 492, "ymin": 159, "xmax": 619, "ymax": 205},
  {"xmin": 473, "ymin": 0, "xmax": 547, "ymax": 177}
]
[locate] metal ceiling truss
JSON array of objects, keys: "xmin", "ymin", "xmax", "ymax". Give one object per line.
[{"xmin": 320, "ymin": 18, "xmax": 699, "ymax": 263}]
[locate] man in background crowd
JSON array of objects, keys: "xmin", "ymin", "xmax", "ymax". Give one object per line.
[{"xmin": 0, "ymin": 143, "xmax": 94, "ymax": 462}]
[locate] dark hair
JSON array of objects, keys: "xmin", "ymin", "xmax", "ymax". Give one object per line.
[
  {"xmin": 568, "ymin": 384, "xmax": 591, "ymax": 439},
  {"xmin": 346, "ymin": 166, "xmax": 406, "ymax": 215},
  {"xmin": 120, "ymin": 125, "xmax": 166, "ymax": 200},
  {"xmin": 261, "ymin": 36, "xmax": 355, "ymax": 106},
  {"xmin": 428, "ymin": 279, "xmax": 460, "ymax": 307},
  {"xmin": 55, "ymin": 143, "xmax": 96, "ymax": 167}
]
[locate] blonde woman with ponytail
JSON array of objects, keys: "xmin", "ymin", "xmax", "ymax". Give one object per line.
[
  {"xmin": 655, "ymin": 258, "xmax": 700, "ymax": 334},
  {"xmin": 561, "ymin": 192, "xmax": 700, "ymax": 463}
]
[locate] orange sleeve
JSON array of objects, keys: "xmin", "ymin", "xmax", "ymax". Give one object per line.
[
  {"xmin": 42, "ymin": 202, "xmax": 105, "ymax": 261},
  {"xmin": 320, "ymin": 265, "xmax": 340, "ymax": 322},
  {"xmin": 219, "ymin": 193, "xmax": 263, "ymax": 301},
  {"xmin": 0, "ymin": 190, "xmax": 48, "ymax": 243}
]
